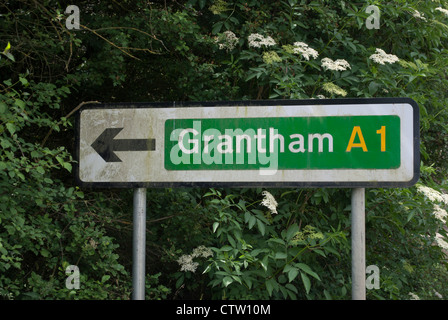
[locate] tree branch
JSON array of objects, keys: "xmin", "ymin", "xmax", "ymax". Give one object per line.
[{"xmin": 41, "ymin": 100, "xmax": 100, "ymax": 147}]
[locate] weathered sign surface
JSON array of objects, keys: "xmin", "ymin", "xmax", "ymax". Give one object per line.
[{"xmin": 75, "ymin": 98, "xmax": 419, "ymax": 188}]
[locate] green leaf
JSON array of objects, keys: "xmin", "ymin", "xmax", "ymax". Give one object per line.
[
  {"xmin": 198, "ymin": 0, "xmax": 206, "ymax": 9},
  {"xmin": 257, "ymin": 219, "xmax": 265, "ymax": 236},
  {"xmin": 227, "ymin": 234, "xmax": 236, "ymax": 248},
  {"xmin": 1, "ymin": 138, "xmax": 12, "ymax": 149},
  {"xmin": 274, "ymin": 252, "xmax": 287, "ymax": 260},
  {"xmin": 202, "ymin": 264, "xmax": 211, "ymax": 274},
  {"xmin": 212, "ymin": 222, "xmax": 219, "ymax": 233},
  {"xmin": 40, "ymin": 249, "xmax": 50, "ymax": 257},
  {"xmin": 260, "ymin": 255, "xmax": 269, "ymax": 271},
  {"xmin": 231, "ymin": 275, "xmax": 242, "ymax": 285},
  {"xmin": 31, "ymin": 150, "xmax": 40, "ymax": 158},
  {"xmin": 244, "ymin": 277, "xmax": 253, "ymax": 289},
  {"xmin": 296, "ymin": 263, "xmax": 321, "ymax": 280},
  {"xmin": 0, "ymin": 102, "xmax": 6, "ymax": 113},
  {"xmin": 175, "ymin": 274, "xmax": 184, "ymax": 289},
  {"xmin": 324, "ymin": 246, "xmax": 340, "ymax": 257},
  {"xmin": 286, "ymin": 224, "xmax": 300, "ymax": 242},
  {"xmin": 19, "ymin": 77, "xmax": 28, "ymax": 86},
  {"xmin": 406, "ymin": 210, "xmax": 416, "ymax": 223},
  {"xmin": 56, "ymin": 156, "xmax": 64, "ymax": 165},
  {"xmin": 248, "ymin": 215, "xmax": 256, "ymax": 229},
  {"xmin": 63, "ymin": 162, "xmax": 72, "ymax": 172},
  {"xmin": 286, "ymin": 283, "xmax": 298, "ymax": 294},
  {"xmin": 5, "ymin": 123, "xmax": 16, "ymax": 135},
  {"xmin": 4, "ymin": 52, "xmax": 15, "ymax": 62},
  {"xmin": 244, "ymin": 211, "xmax": 251, "ymax": 223},
  {"xmin": 288, "ymin": 267, "xmax": 299, "ymax": 282},
  {"xmin": 368, "ymin": 81, "xmax": 379, "ymax": 95},
  {"xmin": 14, "ymin": 99, "xmax": 25, "ymax": 109},
  {"xmin": 3, "ymin": 41, "xmax": 11, "ymax": 53},
  {"xmin": 268, "ymin": 238, "xmax": 286, "ymax": 246},
  {"xmin": 300, "ymin": 272, "xmax": 311, "ymax": 294},
  {"xmin": 212, "ymin": 22, "xmax": 223, "ymax": 35},
  {"xmin": 265, "ymin": 278, "xmax": 277, "ymax": 297},
  {"xmin": 36, "ymin": 166, "xmax": 45, "ymax": 174},
  {"xmin": 223, "ymin": 276, "xmax": 233, "ymax": 287}
]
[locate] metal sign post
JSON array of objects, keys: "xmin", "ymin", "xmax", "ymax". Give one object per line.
[
  {"xmin": 351, "ymin": 188, "xmax": 366, "ymax": 300},
  {"xmin": 132, "ymin": 188, "xmax": 147, "ymax": 300}
]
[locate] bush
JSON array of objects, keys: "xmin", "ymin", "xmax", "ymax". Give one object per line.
[{"xmin": 1, "ymin": 0, "xmax": 447, "ymax": 300}]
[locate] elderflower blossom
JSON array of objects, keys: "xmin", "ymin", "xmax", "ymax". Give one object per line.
[
  {"xmin": 369, "ymin": 48, "xmax": 399, "ymax": 65},
  {"xmin": 177, "ymin": 254, "xmax": 199, "ymax": 273},
  {"xmin": 292, "ymin": 41, "xmax": 319, "ymax": 60},
  {"xmin": 191, "ymin": 245, "xmax": 213, "ymax": 259},
  {"xmin": 409, "ymin": 292, "xmax": 420, "ymax": 300},
  {"xmin": 209, "ymin": 0, "xmax": 228, "ymax": 15},
  {"xmin": 216, "ymin": 31, "xmax": 239, "ymax": 51},
  {"xmin": 435, "ymin": 7, "xmax": 448, "ymax": 16},
  {"xmin": 248, "ymin": 33, "xmax": 276, "ymax": 48},
  {"xmin": 292, "ymin": 225, "xmax": 324, "ymax": 244},
  {"xmin": 412, "ymin": 9, "xmax": 427, "ymax": 21},
  {"xmin": 177, "ymin": 246, "xmax": 213, "ymax": 273},
  {"xmin": 417, "ymin": 185, "xmax": 448, "ymax": 205},
  {"xmin": 262, "ymin": 51, "xmax": 282, "ymax": 64},
  {"xmin": 435, "ymin": 233, "xmax": 448, "ymax": 250},
  {"xmin": 434, "ymin": 204, "xmax": 448, "ymax": 223},
  {"xmin": 261, "ymin": 191, "xmax": 278, "ymax": 214},
  {"xmin": 322, "ymin": 82, "xmax": 347, "ymax": 97},
  {"xmin": 321, "ymin": 57, "xmax": 351, "ymax": 71}
]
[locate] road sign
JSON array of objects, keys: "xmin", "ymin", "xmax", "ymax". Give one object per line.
[{"xmin": 75, "ymin": 98, "xmax": 419, "ymax": 188}]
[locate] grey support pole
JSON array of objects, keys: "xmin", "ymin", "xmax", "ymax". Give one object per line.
[
  {"xmin": 351, "ymin": 188, "xmax": 366, "ymax": 300},
  {"xmin": 132, "ymin": 188, "xmax": 147, "ymax": 300}
]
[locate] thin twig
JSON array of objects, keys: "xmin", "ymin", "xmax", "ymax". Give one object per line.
[
  {"xmin": 41, "ymin": 100, "xmax": 100, "ymax": 147},
  {"xmin": 80, "ymin": 24, "xmax": 142, "ymax": 60}
]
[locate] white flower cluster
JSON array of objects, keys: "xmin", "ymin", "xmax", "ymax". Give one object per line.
[
  {"xmin": 248, "ymin": 33, "xmax": 276, "ymax": 48},
  {"xmin": 435, "ymin": 233, "xmax": 448, "ymax": 250},
  {"xmin": 321, "ymin": 57, "xmax": 351, "ymax": 71},
  {"xmin": 417, "ymin": 185, "xmax": 448, "ymax": 223},
  {"xmin": 412, "ymin": 9, "xmax": 427, "ymax": 21},
  {"xmin": 369, "ymin": 48, "xmax": 399, "ymax": 65},
  {"xmin": 409, "ymin": 292, "xmax": 420, "ymax": 300},
  {"xmin": 261, "ymin": 191, "xmax": 278, "ymax": 214},
  {"xmin": 216, "ymin": 31, "xmax": 239, "ymax": 51},
  {"xmin": 177, "ymin": 245, "xmax": 213, "ymax": 273},
  {"xmin": 177, "ymin": 254, "xmax": 199, "ymax": 273},
  {"xmin": 435, "ymin": 7, "xmax": 448, "ymax": 16},
  {"xmin": 191, "ymin": 245, "xmax": 214, "ymax": 258},
  {"xmin": 434, "ymin": 204, "xmax": 448, "ymax": 223},
  {"xmin": 417, "ymin": 185, "xmax": 448, "ymax": 204},
  {"xmin": 292, "ymin": 41, "xmax": 319, "ymax": 60}
]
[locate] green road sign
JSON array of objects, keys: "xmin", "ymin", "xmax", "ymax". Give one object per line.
[
  {"xmin": 75, "ymin": 98, "xmax": 419, "ymax": 188},
  {"xmin": 165, "ymin": 115, "xmax": 400, "ymax": 171}
]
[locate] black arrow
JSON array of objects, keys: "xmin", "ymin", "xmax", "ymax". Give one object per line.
[{"xmin": 91, "ymin": 128, "xmax": 156, "ymax": 162}]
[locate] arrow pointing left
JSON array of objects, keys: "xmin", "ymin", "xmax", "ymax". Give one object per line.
[{"xmin": 91, "ymin": 128, "xmax": 156, "ymax": 162}]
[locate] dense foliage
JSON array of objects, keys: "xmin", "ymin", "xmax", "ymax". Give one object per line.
[{"xmin": 1, "ymin": 0, "xmax": 447, "ymax": 300}]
